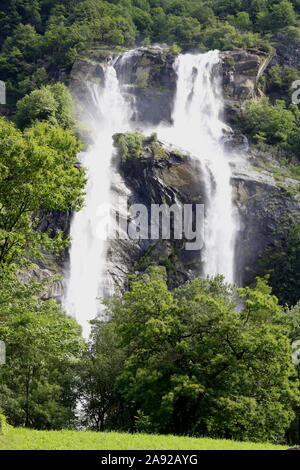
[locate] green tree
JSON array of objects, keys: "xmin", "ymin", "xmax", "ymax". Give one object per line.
[
  {"xmin": 259, "ymin": 223, "xmax": 300, "ymax": 307},
  {"xmin": 234, "ymin": 11, "xmax": 253, "ymax": 30},
  {"xmin": 267, "ymin": 65, "xmax": 300, "ymax": 98},
  {"xmin": 132, "ymin": 7, "xmax": 153, "ymax": 38},
  {"xmin": 200, "ymin": 21, "xmax": 264, "ymax": 50},
  {"xmin": 0, "ymin": 118, "xmax": 85, "ymax": 270},
  {"xmin": 96, "ymin": 268, "xmax": 300, "ymax": 442},
  {"xmin": 17, "ymin": 67, "xmax": 49, "ymax": 97},
  {"xmin": 270, "ymin": 1, "xmax": 297, "ymax": 30},
  {"xmin": 151, "ymin": 7, "xmax": 167, "ymax": 42},
  {"xmin": 0, "ymin": 288, "xmax": 84, "ymax": 429},
  {"xmin": 15, "ymin": 83, "xmax": 74, "ymax": 130},
  {"xmin": 243, "ymin": 98, "xmax": 296, "ymax": 144},
  {"xmin": 166, "ymin": 15, "xmax": 202, "ymax": 47},
  {"xmin": 78, "ymin": 321, "xmax": 125, "ymax": 431}
]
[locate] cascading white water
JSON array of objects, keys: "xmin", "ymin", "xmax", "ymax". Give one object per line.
[
  {"xmin": 158, "ymin": 51, "xmax": 236, "ymax": 283},
  {"xmin": 63, "ymin": 63, "xmax": 132, "ymax": 338},
  {"xmin": 64, "ymin": 49, "xmax": 237, "ymax": 337}
]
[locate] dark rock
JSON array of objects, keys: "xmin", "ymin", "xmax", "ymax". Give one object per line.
[
  {"xmin": 270, "ymin": 42, "xmax": 300, "ymax": 69},
  {"xmin": 220, "ymin": 48, "xmax": 273, "ymax": 125},
  {"xmin": 38, "ymin": 210, "xmax": 72, "ymax": 237},
  {"xmin": 70, "ymin": 46, "xmax": 177, "ymax": 127},
  {"xmin": 108, "ymin": 135, "xmax": 300, "ymax": 290},
  {"xmin": 106, "ymin": 140, "xmax": 207, "ymax": 289},
  {"xmin": 231, "ymin": 150, "xmax": 300, "ymax": 286},
  {"xmin": 115, "ymin": 47, "xmax": 177, "ymax": 124}
]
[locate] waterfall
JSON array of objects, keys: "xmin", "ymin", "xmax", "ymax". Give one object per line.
[
  {"xmin": 158, "ymin": 51, "xmax": 236, "ymax": 283},
  {"xmin": 64, "ymin": 49, "xmax": 237, "ymax": 337},
  {"xmin": 63, "ymin": 63, "xmax": 132, "ymax": 338}
]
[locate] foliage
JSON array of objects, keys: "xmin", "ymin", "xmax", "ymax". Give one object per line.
[
  {"xmin": 242, "ymin": 97, "xmax": 300, "ymax": 168},
  {"xmin": 243, "ymin": 98, "xmax": 296, "ymax": 144},
  {"xmin": 199, "ymin": 21, "xmax": 269, "ymax": 51},
  {"xmin": 0, "ymin": 411, "xmax": 6, "ymax": 434},
  {"xmin": 267, "ymin": 65, "xmax": 300, "ymax": 100},
  {"xmin": 78, "ymin": 321, "xmax": 125, "ymax": 431},
  {"xmin": 0, "ymin": 113, "xmax": 86, "ymax": 430},
  {"xmin": 0, "ymin": 288, "xmax": 85, "ymax": 429},
  {"xmin": 114, "ymin": 132, "xmax": 145, "ymax": 159},
  {"xmin": 114, "ymin": 132, "xmax": 168, "ymax": 160},
  {"xmin": 81, "ymin": 268, "xmax": 300, "ymax": 443},
  {"xmin": 0, "ymin": 117, "xmax": 85, "ymax": 270},
  {"xmin": 15, "ymin": 83, "xmax": 74, "ymax": 130},
  {"xmin": 2, "ymin": 0, "xmax": 300, "ymax": 106},
  {"xmin": 268, "ymin": 65, "xmax": 299, "ymax": 92},
  {"xmin": 259, "ymin": 223, "xmax": 300, "ymax": 307}
]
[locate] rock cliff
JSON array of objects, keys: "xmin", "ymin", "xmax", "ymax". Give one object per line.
[
  {"xmin": 105, "ymin": 132, "xmax": 300, "ymax": 289},
  {"xmin": 49, "ymin": 46, "xmax": 299, "ymax": 294}
]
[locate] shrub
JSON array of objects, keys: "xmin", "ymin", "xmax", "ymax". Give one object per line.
[
  {"xmin": 243, "ymin": 98, "xmax": 295, "ymax": 144},
  {"xmin": 15, "ymin": 83, "xmax": 74, "ymax": 130}
]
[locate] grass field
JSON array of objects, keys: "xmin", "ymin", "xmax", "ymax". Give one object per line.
[{"xmin": 0, "ymin": 428, "xmax": 288, "ymax": 450}]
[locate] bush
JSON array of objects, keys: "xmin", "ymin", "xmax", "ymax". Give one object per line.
[
  {"xmin": 267, "ymin": 65, "xmax": 300, "ymax": 99},
  {"xmin": 135, "ymin": 410, "xmax": 154, "ymax": 434},
  {"xmin": 243, "ymin": 98, "xmax": 296, "ymax": 144},
  {"xmin": 15, "ymin": 83, "xmax": 74, "ymax": 130}
]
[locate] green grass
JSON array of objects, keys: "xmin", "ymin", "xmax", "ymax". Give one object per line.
[{"xmin": 0, "ymin": 428, "xmax": 288, "ymax": 450}]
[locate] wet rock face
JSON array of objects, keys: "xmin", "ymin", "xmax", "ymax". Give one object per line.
[
  {"xmin": 70, "ymin": 46, "xmax": 277, "ymax": 127},
  {"xmin": 109, "ymin": 135, "xmax": 300, "ymax": 290},
  {"xmin": 107, "ymin": 143, "xmax": 207, "ymax": 290},
  {"xmin": 70, "ymin": 47, "xmax": 177, "ymax": 126},
  {"xmin": 115, "ymin": 47, "xmax": 177, "ymax": 125},
  {"xmin": 70, "ymin": 58, "xmax": 106, "ymax": 107},
  {"xmin": 231, "ymin": 144, "xmax": 300, "ymax": 286},
  {"xmin": 33, "ymin": 210, "xmax": 72, "ymax": 299},
  {"xmin": 232, "ymin": 174, "xmax": 300, "ymax": 286},
  {"xmin": 70, "ymin": 47, "xmax": 271, "ymax": 128}
]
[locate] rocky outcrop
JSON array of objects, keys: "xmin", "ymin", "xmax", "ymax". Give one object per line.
[
  {"xmin": 231, "ymin": 154, "xmax": 300, "ymax": 285},
  {"xmin": 70, "ymin": 46, "xmax": 177, "ymax": 126},
  {"xmin": 221, "ymin": 49, "xmax": 273, "ymax": 124},
  {"xmin": 106, "ymin": 137, "xmax": 206, "ymax": 289},
  {"xmin": 70, "ymin": 46, "xmax": 273, "ymax": 128},
  {"xmin": 105, "ymin": 134, "xmax": 300, "ymax": 290},
  {"xmin": 116, "ymin": 47, "xmax": 177, "ymax": 125},
  {"xmin": 270, "ymin": 41, "xmax": 300, "ymax": 69}
]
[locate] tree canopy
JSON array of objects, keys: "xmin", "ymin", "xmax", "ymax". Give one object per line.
[
  {"xmin": 1, "ymin": 0, "xmax": 300, "ymax": 105},
  {"xmin": 79, "ymin": 268, "xmax": 300, "ymax": 443},
  {"xmin": 0, "ymin": 118, "xmax": 85, "ymax": 271}
]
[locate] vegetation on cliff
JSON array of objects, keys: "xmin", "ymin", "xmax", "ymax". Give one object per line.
[{"xmin": 114, "ymin": 132, "xmax": 169, "ymax": 160}]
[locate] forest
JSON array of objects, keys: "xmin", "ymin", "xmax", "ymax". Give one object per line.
[{"xmin": 0, "ymin": 0, "xmax": 300, "ymax": 448}]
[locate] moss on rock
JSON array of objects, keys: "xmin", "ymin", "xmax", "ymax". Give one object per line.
[{"xmin": 113, "ymin": 132, "xmax": 170, "ymax": 161}]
